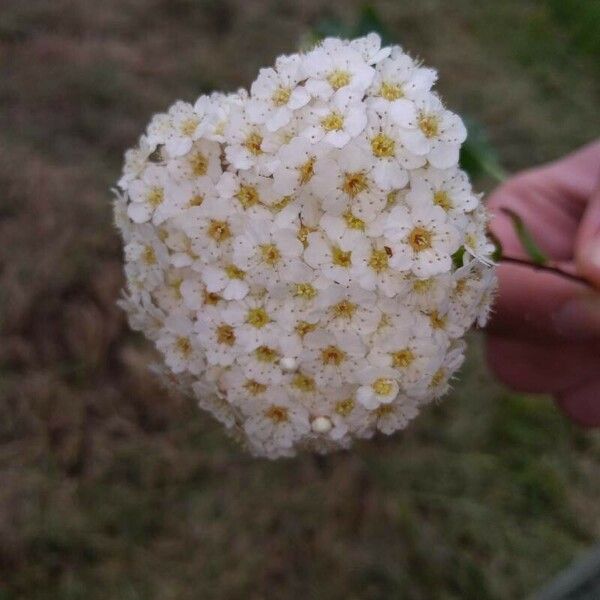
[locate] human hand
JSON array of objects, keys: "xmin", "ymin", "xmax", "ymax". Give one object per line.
[{"xmin": 486, "ymin": 140, "xmax": 600, "ymax": 426}]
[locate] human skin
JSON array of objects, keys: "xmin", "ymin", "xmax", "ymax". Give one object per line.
[{"xmin": 485, "ymin": 140, "xmax": 600, "ymax": 426}]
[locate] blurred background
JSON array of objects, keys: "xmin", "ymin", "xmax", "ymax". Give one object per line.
[{"xmin": 1, "ymin": 1, "xmax": 599, "ymax": 598}]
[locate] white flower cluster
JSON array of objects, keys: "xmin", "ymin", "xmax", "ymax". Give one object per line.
[{"xmin": 115, "ymin": 34, "xmax": 496, "ymax": 458}]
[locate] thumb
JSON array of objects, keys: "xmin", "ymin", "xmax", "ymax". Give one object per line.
[{"xmin": 575, "ymin": 186, "xmax": 600, "ymax": 288}]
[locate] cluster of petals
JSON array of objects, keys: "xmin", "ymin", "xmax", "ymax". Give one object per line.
[{"xmin": 115, "ymin": 34, "xmax": 496, "ymax": 458}]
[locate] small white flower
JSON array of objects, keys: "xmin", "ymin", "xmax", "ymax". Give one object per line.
[
  {"xmin": 373, "ymin": 397, "xmax": 420, "ymax": 435},
  {"xmin": 247, "ymin": 54, "xmax": 311, "ymax": 132},
  {"xmin": 127, "ymin": 165, "xmax": 172, "ymax": 224},
  {"xmin": 383, "ymin": 204, "xmax": 460, "ymax": 277},
  {"xmin": 302, "ymin": 329, "xmax": 367, "ymax": 387},
  {"xmin": 356, "ymin": 367, "xmax": 400, "ymax": 409},
  {"xmin": 156, "ymin": 314, "xmax": 205, "ymax": 375},
  {"xmin": 164, "ymin": 100, "xmax": 209, "ymax": 158},
  {"xmin": 369, "ymin": 48, "xmax": 437, "ymax": 106},
  {"xmin": 301, "ymin": 89, "xmax": 368, "ymax": 148},
  {"xmin": 406, "ymin": 166, "xmax": 478, "ymax": 224},
  {"xmin": 271, "ymin": 137, "xmax": 330, "ymax": 196},
  {"xmin": 243, "ymin": 398, "xmax": 311, "ymax": 458},
  {"xmin": 391, "ymin": 93, "xmax": 467, "ymax": 168},
  {"xmin": 195, "ymin": 305, "xmax": 245, "ymax": 366},
  {"xmin": 314, "ymin": 284, "xmax": 381, "ymax": 335},
  {"xmin": 304, "ymin": 229, "xmax": 370, "ymax": 286},
  {"xmin": 304, "ymin": 40, "xmax": 375, "ymax": 100},
  {"xmin": 233, "ymin": 216, "xmax": 304, "ymax": 287},
  {"xmin": 224, "ymin": 104, "xmax": 273, "ymax": 172},
  {"xmin": 311, "ymin": 144, "xmax": 387, "ymax": 219}
]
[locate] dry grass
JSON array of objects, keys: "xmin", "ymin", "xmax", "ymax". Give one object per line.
[{"xmin": 0, "ymin": 1, "xmax": 599, "ymax": 598}]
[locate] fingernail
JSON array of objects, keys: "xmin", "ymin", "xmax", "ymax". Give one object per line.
[{"xmin": 553, "ymin": 295, "xmax": 600, "ymax": 340}]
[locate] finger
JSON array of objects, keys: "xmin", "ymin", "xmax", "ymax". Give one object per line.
[
  {"xmin": 575, "ymin": 187, "xmax": 600, "ymax": 288},
  {"xmin": 488, "ymin": 139, "xmax": 600, "ymax": 260},
  {"xmin": 486, "ymin": 335, "xmax": 600, "ymax": 395},
  {"xmin": 556, "ymin": 379, "xmax": 600, "ymax": 428},
  {"xmin": 488, "ymin": 262, "xmax": 600, "ymax": 341},
  {"xmin": 543, "ymin": 139, "xmax": 600, "ymax": 202}
]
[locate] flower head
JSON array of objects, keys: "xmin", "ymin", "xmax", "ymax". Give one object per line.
[{"xmin": 116, "ymin": 34, "xmax": 496, "ymax": 458}]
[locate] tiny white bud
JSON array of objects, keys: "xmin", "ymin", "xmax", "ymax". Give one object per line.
[
  {"xmin": 280, "ymin": 357, "xmax": 298, "ymax": 373},
  {"xmin": 311, "ymin": 416, "xmax": 332, "ymax": 434}
]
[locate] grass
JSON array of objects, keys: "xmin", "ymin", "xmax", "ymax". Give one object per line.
[{"xmin": 0, "ymin": 0, "xmax": 599, "ymax": 598}]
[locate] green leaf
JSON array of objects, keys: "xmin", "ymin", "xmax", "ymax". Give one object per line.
[
  {"xmin": 460, "ymin": 117, "xmax": 507, "ymax": 183},
  {"xmin": 353, "ymin": 5, "xmax": 392, "ymax": 44},
  {"xmin": 488, "ymin": 231, "xmax": 503, "ymax": 262},
  {"xmin": 501, "ymin": 208, "xmax": 548, "ymax": 266},
  {"xmin": 451, "ymin": 246, "xmax": 466, "ymax": 269}
]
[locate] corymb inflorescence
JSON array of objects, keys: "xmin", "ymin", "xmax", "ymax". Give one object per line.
[{"xmin": 114, "ymin": 34, "xmax": 496, "ymax": 458}]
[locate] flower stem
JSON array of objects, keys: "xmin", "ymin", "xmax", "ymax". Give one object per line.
[{"xmin": 499, "ymin": 255, "xmax": 592, "ymax": 287}]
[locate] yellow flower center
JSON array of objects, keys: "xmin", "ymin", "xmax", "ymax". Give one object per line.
[
  {"xmin": 271, "ymin": 195, "xmax": 293, "ymax": 212},
  {"xmin": 371, "ymin": 133, "xmax": 396, "ymax": 158},
  {"xmin": 368, "ymin": 249, "xmax": 389, "ymax": 273},
  {"xmin": 335, "ymin": 398, "xmax": 355, "ymax": 416},
  {"xmin": 243, "ymin": 131, "xmax": 263, "ymax": 155},
  {"xmin": 321, "ymin": 111, "xmax": 344, "ymax": 132},
  {"xmin": 391, "ymin": 348, "xmax": 415, "ymax": 368},
  {"xmin": 378, "ymin": 81, "xmax": 404, "ymax": 101},
  {"xmin": 386, "ymin": 190, "xmax": 399, "ymax": 207},
  {"xmin": 203, "ymin": 290, "xmax": 221, "ymax": 305},
  {"xmin": 297, "ymin": 224, "xmax": 315, "ymax": 247},
  {"xmin": 147, "ymin": 187, "xmax": 164, "ymax": 208},
  {"xmin": 180, "ymin": 117, "xmax": 199, "ymax": 136},
  {"xmin": 168, "ymin": 277, "xmax": 183, "ymax": 299},
  {"xmin": 320, "ymin": 345, "xmax": 346, "ymax": 366},
  {"xmin": 246, "ymin": 307, "xmax": 270, "ymax": 328},
  {"xmin": 418, "ymin": 113, "xmax": 440, "ymax": 138},
  {"xmin": 412, "ymin": 278, "xmax": 433, "ymax": 294},
  {"xmin": 466, "ymin": 233, "xmax": 478, "ymax": 249},
  {"xmin": 254, "ymin": 345, "xmax": 279, "ymax": 362},
  {"xmin": 207, "ymin": 220, "xmax": 231, "ymax": 243},
  {"xmin": 142, "ymin": 245, "xmax": 157, "ymax": 265},
  {"xmin": 216, "ymin": 324, "xmax": 236, "ymax": 346},
  {"xmin": 225, "ymin": 264, "xmax": 245, "ymax": 280},
  {"xmin": 372, "ymin": 378, "xmax": 394, "ymax": 395},
  {"xmin": 342, "ymin": 171, "xmax": 369, "ymax": 197},
  {"xmin": 408, "ymin": 227, "xmax": 433, "ymax": 252},
  {"xmin": 292, "ymin": 373, "xmax": 315, "ymax": 392},
  {"xmin": 188, "ymin": 194, "xmax": 204, "ymax": 207},
  {"xmin": 175, "ymin": 336, "xmax": 192, "ymax": 357},
  {"xmin": 331, "ymin": 299, "xmax": 357, "ymax": 320},
  {"xmin": 235, "ymin": 184, "xmax": 260, "ymax": 208},
  {"xmin": 331, "ymin": 246, "xmax": 352, "ymax": 267},
  {"xmin": 430, "ymin": 368, "xmax": 446, "ymax": 387},
  {"xmin": 295, "ymin": 320, "xmax": 317, "ymax": 338},
  {"xmin": 189, "ymin": 151, "xmax": 208, "ymax": 176},
  {"xmin": 343, "ymin": 211, "xmax": 365, "ymax": 230},
  {"xmin": 265, "ymin": 405, "xmax": 289, "ymax": 423},
  {"xmin": 272, "ymin": 86, "xmax": 292, "ymax": 106},
  {"xmin": 294, "ymin": 283, "xmax": 317, "ymax": 300},
  {"xmin": 298, "ymin": 157, "xmax": 316, "ymax": 184},
  {"xmin": 375, "ymin": 404, "xmax": 395, "ymax": 417},
  {"xmin": 454, "ymin": 279, "xmax": 467, "ymax": 295},
  {"xmin": 244, "ymin": 379, "xmax": 267, "ymax": 395},
  {"xmin": 327, "ymin": 69, "xmax": 351, "ymax": 90},
  {"xmin": 260, "ymin": 243, "xmax": 281, "ymax": 266},
  {"xmin": 433, "ymin": 190, "xmax": 453, "ymax": 211},
  {"xmin": 428, "ymin": 310, "xmax": 446, "ymax": 330}
]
